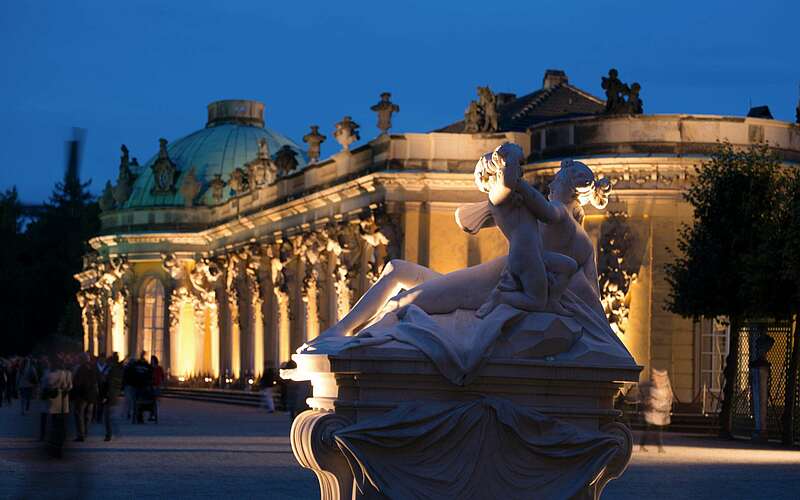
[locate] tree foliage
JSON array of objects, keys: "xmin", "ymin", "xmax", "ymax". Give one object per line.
[
  {"xmin": 665, "ymin": 142, "xmax": 785, "ymax": 319},
  {"xmin": 664, "ymin": 142, "xmax": 792, "ymax": 438},
  {"xmin": 0, "ymin": 142, "xmax": 99, "ymax": 356}
]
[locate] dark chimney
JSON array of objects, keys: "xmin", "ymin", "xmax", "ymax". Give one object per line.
[
  {"xmin": 542, "ymin": 69, "xmax": 568, "ymax": 90},
  {"xmin": 746, "ymin": 105, "xmax": 773, "ymax": 119}
]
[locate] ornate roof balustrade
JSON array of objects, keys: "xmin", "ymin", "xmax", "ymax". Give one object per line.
[
  {"xmin": 98, "ymin": 131, "xmax": 530, "ymax": 235},
  {"xmin": 529, "ymin": 114, "xmax": 800, "ymax": 162}
]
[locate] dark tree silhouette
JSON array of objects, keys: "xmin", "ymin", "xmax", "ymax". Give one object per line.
[
  {"xmin": 665, "ymin": 142, "xmax": 786, "ymax": 438},
  {"xmin": 0, "ymin": 130, "xmax": 99, "ymax": 355}
]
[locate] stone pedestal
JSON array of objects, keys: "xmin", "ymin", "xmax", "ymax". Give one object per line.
[{"xmin": 290, "ymin": 346, "xmax": 640, "ymax": 499}]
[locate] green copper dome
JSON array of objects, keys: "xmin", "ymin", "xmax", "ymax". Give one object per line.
[{"xmin": 123, "ymin": 100, "xmax": 307, "ymax": 208}]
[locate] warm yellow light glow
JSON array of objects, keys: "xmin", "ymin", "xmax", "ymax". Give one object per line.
[
  {"xmin": 209, "ymin": 302, "xmax": 220, "ymax": 378},
  {"xmin": 254, "ymin": 305, "xmax": 264, "ymax": 377},
  {"xmin": 278, "ymin": 296, "xmax": 290, "ymax": 363},
  {"xmin": 92, "ymin": 319, "xmax": 99, "ymax": 357},
  {"xmin": 305, "ymin": 291, "xmax": 319, "ymax": 342},
  {"xmin": 231, "ymin": 320, "xmax": 241, "ymax": 378},
  {"xmin": 110, "ymin": 296, "xmax": 127, "ymax": 359},
  {"xmin": 176, "ymin": 300, "xmax": 196, "ymax": 377}
]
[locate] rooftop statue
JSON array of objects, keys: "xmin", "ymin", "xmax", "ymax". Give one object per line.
[
  {"xmin": 477, "ymin": 86, "xmax": 499, "ymax": 132},
  {"xmin": 257, "ymin": 137, "xmax": 270, "ymax": 160},
  {"xmin": 370, "ymin": 92, "xmax": 400, "ymax": 135},
  {"xmin": 179, "ymin": 167, "xmax": 202, "ymax": 207},
  {"xmin": 602, "ymin": 68, "xmax": 643, "ymax": 115},
  {"xmin": 99, "ymin": 181, "xmax": 115, "ymax": 211},
  {"xmin": 627, "ymin": 82, "xmax": 644, "ymax": 114},
  {"xmin": 113, "ymin": 144, "xmax": 136, "ymax": 206},
  {"xmin": 303, "ymin": 125, "xmax": 326, "ymax": 163},
  {"xmin": 463, "ymin": 87, "xmax": 500, "ymax": 133},
  {"xmin": 463, "ymin": 100, "xmax": 482, "ymax": 133},
  {"xmin": 208, "ymin": 174, "xmax": 226, "ymax": 203},
  {"xmin": 333, "ymin": 116, "xmax": 360, "ymax": 151},
  {"xmin": 247, "ymin": 137, "xmax": 279, "ymax": 187},
  {"xmin": 274, "ymin": 145, "xmax": 299, "ymax": 177},
  {"xmin": 228, "ymin": 167, "xmax": 248, "ymax": 194}
]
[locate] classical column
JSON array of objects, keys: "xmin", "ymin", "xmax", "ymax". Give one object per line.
[
  {"xmin": 275, "ymin": 290, "xmax": 291, "ymax": 363},
  {"xmin": 302, "ymin": 270, "xmax": 319, "ymax": 342},
  {"xmin": 268, "ymin": 241, "xmax": 293, "ymax": 363},
  {"xmin": 298, "ymin": 232, "xmax": 326, "ymax": 342},
  {"xmin": 92, "ymin": 306, "xmax": 101, "ymax": 356},
  {"xmin": 228, "ymin": 287, "xmax": 241, "ymax": 378},
  {"xmin": 167, "ymin": 288, "xmax": 182, "ymax": 376},
  {"xmin": 127, "ymin": 286, "xmax": 139, "ymax": 360},
  {"xmin": 220, "ymin": 252, "xmax": 242, "ymax": 379},
  {"xmin": 245, "ymin": 249, "xmax": 264, "ymax": 377},
  {"xmin": 208, "ymin": 295, "xmax": 220, "ymax": 378},
  {"xmin": 193, "ymin": 257, "xmax": 223, "ymax": 378},
  {"xmin": 77, "ymin": 291, "xmax": 90, "ymax": 352}
]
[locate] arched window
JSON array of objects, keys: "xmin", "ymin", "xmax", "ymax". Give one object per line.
[{"xmin": 140, "ymin": 278, "xmax": 165, "ymax": 362}]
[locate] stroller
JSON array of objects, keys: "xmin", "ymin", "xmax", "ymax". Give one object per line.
[{"xmin": 132, "ymin": 386, "xmax": 158, "ymax": 423}]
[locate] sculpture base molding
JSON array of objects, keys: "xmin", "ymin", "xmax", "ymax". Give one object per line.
[{"xmin": 290, "ymin": 348, "xmax": 640, "ymax": 499}]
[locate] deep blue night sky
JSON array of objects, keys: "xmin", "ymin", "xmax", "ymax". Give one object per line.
[{"xmin": 1, "ymin": 0, "xmax": 797, "ymax": 203}]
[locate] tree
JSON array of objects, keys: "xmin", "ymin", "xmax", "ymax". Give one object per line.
[
  {"xmin": 0, "ymin": 187, "xmax": 28, "ymax": 354},
  {"xmin": 665, "ymin": 142, "xmax": 785, "ymax": 438},
  {"xmin": 3, "ymin": 133, "xmax": 100, "ymax": 356}
]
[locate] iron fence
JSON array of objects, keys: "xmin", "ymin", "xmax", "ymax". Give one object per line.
[{"xmin": 730, "ymin": 319, "xmax": 794, "ymax": 440}]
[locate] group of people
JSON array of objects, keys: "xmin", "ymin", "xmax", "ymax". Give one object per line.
[{"xmin": 0, "ymin": 351, "xmax": 165, "ymax": 455}]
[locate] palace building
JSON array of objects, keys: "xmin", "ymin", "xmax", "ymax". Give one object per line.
[{"xmin": 75, "ymin": 69, "xmax": 800, "ymax": 402}]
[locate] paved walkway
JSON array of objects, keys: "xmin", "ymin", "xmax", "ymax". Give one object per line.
[
  {"xmin": 0, "ymin": 398, "xmax": 316, "ymax": 499},
  {"xmin": 1, "ymin": 398, "xmax": 798, "ymax": 499}
]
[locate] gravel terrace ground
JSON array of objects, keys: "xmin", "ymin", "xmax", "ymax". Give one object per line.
[{"xmin": 1, "ymin": 398, "xmax": 798, "ymax": 499}]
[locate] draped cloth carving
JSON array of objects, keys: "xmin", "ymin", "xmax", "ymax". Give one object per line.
[{"xmin": 334, "ymin": 397, "xmax": 621, "ymax": 500}]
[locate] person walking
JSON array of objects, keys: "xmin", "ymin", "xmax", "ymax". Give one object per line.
[
  {"xmin": 122, "ymin": 357, "xmax": 135, "ymax": 420},
  {"xmin": 100, "ymin": 353, "xmax": 123, "ymax": 441},
  {"xmin": 130, "ymin": 352, "xmax": 153, "ymax": 423},
  {"xmin": 72, "ymin": 353, "xmax": 99, "ymax": 442},
  {"xmin": 259, "ymin": 362, "xmax": 278, "ymax": 413},
  {"xmin": 150, "ymin": 356, "xmax": 164, "ymax": 422},
  {"xmin": 639, "ymin": 368, "xmax": 674, "ymax": 453},
  {"xmin": 43, "ymin": 358, "xmax": 73, "ymax": 458},
  {"xmin": 94, "ymin": 355, "xmax": 110, "ymax": 423},
  {"xmin": 17, "ymin": 357, "xmax": 40, "ymax": 415}
]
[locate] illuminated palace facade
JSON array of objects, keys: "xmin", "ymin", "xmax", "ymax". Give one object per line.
[{"xmin": 75, "ymin": 70, "xmax": 800, "ymax": 400}]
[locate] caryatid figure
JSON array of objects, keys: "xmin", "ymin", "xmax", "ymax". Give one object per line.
[
  {"xmin": 370, "ymin": 92, "xmax": 400, "ymax": 135},
  {"xmin": 477, "ymin": 86, "xmax": 498, "ymax": 132},
  {"xmin": 333, "ymin": 116, "xmax": 360, "ymax": 152},
  {"xmin": 257, "ymin": 137, "xmax": 270, "ymax": 159},
  {"xmin": 303, "ymin": 125, "xmax": 326, "ymax": 163}
]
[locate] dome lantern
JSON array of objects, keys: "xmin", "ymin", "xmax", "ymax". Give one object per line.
[{"xmin": 206, "ymin": 99, "xmax": 265, "ymax": 128}]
